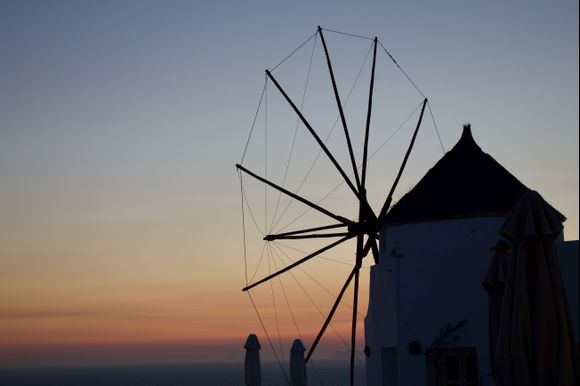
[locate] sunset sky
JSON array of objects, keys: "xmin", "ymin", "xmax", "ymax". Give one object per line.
[{"xmin": 0, "ymin": 0, "xmax": 578, "ymax": 369}]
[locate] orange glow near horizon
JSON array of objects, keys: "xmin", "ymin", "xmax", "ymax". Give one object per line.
[
  {"xmin": 0, "ymin": 236, "xmax": 369, "ymax": 368},
  {"xmin": 0, "ymin": 282, "xmax": 366, "ymax": 368}
]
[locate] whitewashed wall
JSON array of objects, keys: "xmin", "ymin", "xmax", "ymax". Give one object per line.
[
  {"xmin": 365, "ymin": 217, "xmax": 506, "ymax": 386},
  {"xmin": 364, "ymin": 217, "xmax": 579, "ymax": 386}
]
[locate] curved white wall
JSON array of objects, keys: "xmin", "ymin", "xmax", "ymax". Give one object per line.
[{"xmin": 365, "ymin": 216, "xmax": 506, "ymax": 386}]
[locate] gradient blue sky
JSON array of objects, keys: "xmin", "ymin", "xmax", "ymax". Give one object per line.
[{"xmin": 0, "ymin": 0, "xmax": 578, "ymax": 368}]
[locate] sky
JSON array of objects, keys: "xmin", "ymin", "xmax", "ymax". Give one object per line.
[{"xmin": 0, "ymin": 0, "xmax": 578, "ymax": 369}]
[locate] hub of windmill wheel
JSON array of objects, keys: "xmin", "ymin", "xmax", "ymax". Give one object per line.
[{"xmin": 347, "ymin": 219, "xmax": 380, "ymax": 237}]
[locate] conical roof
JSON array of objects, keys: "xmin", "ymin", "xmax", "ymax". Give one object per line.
[{"xmin": 383, "ymin": 124, "xmax": 529, "ymax": 226}]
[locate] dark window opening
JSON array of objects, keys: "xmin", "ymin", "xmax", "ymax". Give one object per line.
[{"xmin": 426, "ymin": 347, "xmax": 478, "ymax": 386}]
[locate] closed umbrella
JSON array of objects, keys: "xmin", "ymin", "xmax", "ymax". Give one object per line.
[
  {"xmin": 484, "ymin": 190, "xmax": 578, "ymax": 386},
  {"xmin": 482, "ymin": 239, "xmax": 511, "ymax": 380},
  {"xmin": 244, "ymin": 334, "xmax": 261, "ymax": 386},
  {"xmin": 290, "ymin": 339, "xmax": 307, "ymax": 386}
]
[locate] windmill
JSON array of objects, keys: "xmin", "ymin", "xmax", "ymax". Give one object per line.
[{"xmin": 236, "ymin": 26, "xmax": 434, "ymax": 386}]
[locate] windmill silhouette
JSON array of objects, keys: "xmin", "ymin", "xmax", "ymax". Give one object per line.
[{"xmin": 237, "ymin": 26, "xmax": 428, "ymax": 385}]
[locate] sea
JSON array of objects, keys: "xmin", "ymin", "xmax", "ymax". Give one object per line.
[{"xmin": 0, "ymin": 361, "xmax": 366, "ymax": 386}]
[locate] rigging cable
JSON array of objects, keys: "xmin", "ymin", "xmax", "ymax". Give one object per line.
[
  {"xmin": 318, "ymin": 27, "xmax": 427, "ymax": 102},
  {"xmin": 240, "ymin": 79, "xmax": 268, "ymax": 164},
  {"xmin": 240, "ymin": 180, "xmax": 265, "ymax": 236},
  {"xmin": 271, "ymin": 31, "xmax": 318, "ymax": 73},
  {"xmin": 269, "ymin": 35, "xmax": 445, "ymax": 232},
  {"xmin": 268, "ymin": 245, "xmax": 351, "ymax": 351},
  {"xmin": 271, "ymin": 242, "xmax": 365, "ymax": 318},
  {"xmin": 275, "ymin": 240, "xmax": 369, "ymax": 270},
  {"xmin": 275, "ymin": 99, "xmax": 423, "ymax": 234},
  {"xmin": 427, "ymin": 101, "xmax": 446, "ymax": 154},
  {"xmin": 248, "ymin": 242, "xmax": 269, "ymax": 285},
  {"xmin": 247, "ymin": 291, "xmax": 290, "ymax": 385},
  {"xmin": 270, "ymin": 243, "xmax": 368, "ymax": 366},
  {"xmin": 242, "ymin": 174, "xmax": 289, "ymax": 384},
  {"xmin": 269, "ymin": 33, "xmax": 319, "ymax": 233},
  {"xmin": 321, "ymin": 27, "xmax": 374, "ymax": 41},
  {"xmin": 270, "ymin": 40, "xmax": 374, "ymax": 233},
  {"xmin": 378, "ymin": 40, "xmax": 426, "ymax": 99},
  {"xmin": 270, "ymin": 246, "xmax": 327, "ymax": 386},
  {"xmin": 368, "ymin": 100, "xmax": 424, "ymax": 159},
  {"xmin": 267, "ymin": 244, "xmax": 286, "ymax": 368}
]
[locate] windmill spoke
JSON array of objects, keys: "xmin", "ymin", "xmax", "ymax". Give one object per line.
[
  {"xmin": 318, "ymin": 26, "xmax": 361, "ymax": 190},
  {"xmin": 263, "ymin": 223, "xmax": 348, "ymax": 241},
  {"xmin": 236, "ymin": 164, "xmax": 350, "ymax": 225},
  {"xmin": 265, "ymin": 70, "xmax": 361, "ymax": 199},
  {"xmin": 350, "ymin": 265, "xmax": 361, "ymax": 386},
  {"xmin": 266, "ymin": 232, "xmax": 350, "ymax": 241},
  {"xmin": 378, "ymin": 98, "xmax": 428, "ymax": 221},
  {"xmin": 305, "ymin": 265, "xmax": 357, "ymax": 363},
  {"xmin": 360, "ymin": 231, "xmax": 377, "ymax": 256},
  {"xmin": 348, "ymin": 230, "xmax": 364, "ymax": 386},
  {"xmin": 361, "ymin": 37, "xmax": 378, "ymax": 190},
  {"xmin": 242, "ymin": 235, "xmax": 354, "ymax": 292}
]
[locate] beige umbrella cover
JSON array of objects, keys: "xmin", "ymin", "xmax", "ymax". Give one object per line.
[
  {"xmin": 290, "ymin": 339, "xmax": 307, "ymax": 386},
  {"xmin": 244, "ymin": 334, "xmax": 261, "ymax": 386},
  {"xmin": 483, "ymin": 239, "xmax": 511, "ymax": 382},
  {"xmin": 485, "ymin": 190, "xmax": 578, "ymax": 386}
]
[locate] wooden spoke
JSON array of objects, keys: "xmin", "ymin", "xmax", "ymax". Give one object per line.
[
  {"xmin": 263, "ymin": 223, "xmax": 348, "ymax": 241},
  {"xmin": 350, "ymin": 266, "xmax": 360, "ymax": 386},
  {"xmin": 305, "ymin": 265, "xmax": 357, "ymax": 363},
  {"xmin": 242, "ymin": 235, "xmax": 354, "ymax": 292},
  {"xmin": 379, "ymin": 98, "xmax": 428, "ymax": 221},
  {"xmin": 318, "ymin": 26, "xmax": 361, "ymax": 190},
  {"xmin": 237, "ymin": 164, "xmax": 350, "ymax": 225},
  {"xmin": 265, "ymin": 70, "xmax": 360, "ymax": 199},
  {"xmin": 349, "ymin": 233, "xmax": 364, "ymax": 386},
  {"xmin": 266, "ymin": 232, "xmax": 349, "ymax": 241},
  {"xmin": 361, "ymin": 37, "xmax": 378, "ymax": 189}
]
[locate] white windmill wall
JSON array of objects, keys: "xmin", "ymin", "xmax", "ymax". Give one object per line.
[
  {"xmin": 365, "ymin": 216, "xmax": 506, "ymax": 386},
  {"xmin": 364, "ymin": 256, "xmax": 398, "ymax": 386}
]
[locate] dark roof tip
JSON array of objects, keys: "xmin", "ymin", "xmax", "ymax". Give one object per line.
[
  {"xmin": 460, "ymin": 122, "xmax": 474, "ymax": 141},
  {"xmin": 462, "ymin": 122, "xmax": 471, "ymax": 135},
  {"xmin": 383, "ymin": 122, "xmax": 531, "ymax": 226},
  {"xmin": 454, "ymin": 122, "xmax": 479, "ymax": 152}
]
